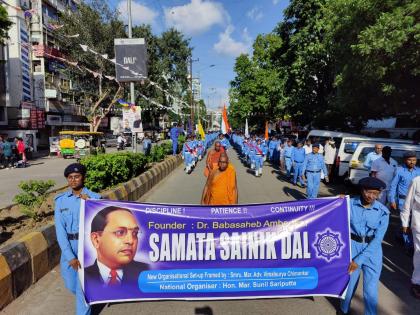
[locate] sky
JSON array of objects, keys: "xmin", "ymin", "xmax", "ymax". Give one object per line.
[{"xmin": 108, "ymin": 0, "xmax": 289, "ymax": 110}]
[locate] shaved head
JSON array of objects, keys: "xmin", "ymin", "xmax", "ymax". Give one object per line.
[{"xmin": 218, "ymin": 152, "xmax": 229, "ymax": 171}]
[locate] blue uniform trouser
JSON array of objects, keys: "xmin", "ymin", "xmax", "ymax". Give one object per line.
[
  {"xmin": 285, "ymin": 157, "xmax": 292, "ymax": 177},
  {"xmin": 341, "ymin": 241, "xmax": 381, "ymax": 315},
  {"xmin": 306, "ymin": 171, "xmax": 321, "ymax": 198},
  {"xmin": 269, "ymin": 149, "xmax": 274, "ymax": 161},
  {"xmin": 273, "ymin": 149, "xmax": 279, "ymax": 163},
  {"xmin": 293, "ymin": 162, "xmax": 304, "ymax": 185},
  {"xmin": 60, "ymin": 240, "xmax": 90, "ymax": 315},
  {"xmin": 171, "ymin": 138, "xmax": 178, "ymax": 155},
  {"xmin": 255, "ymin": 155, "xmax": 264, "ymax": 170},
  {"xmin": 184, "ymin": 152, "xmax": 193, "ymax": 167}
]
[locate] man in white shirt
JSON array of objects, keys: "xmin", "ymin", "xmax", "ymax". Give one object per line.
[
  {"xmin": 363, "ymin": 144, "xmax": 383, "ymax": 170},
  {"xmin": 401, "ymin": 176, "xmax": 420, "ymax": 299},
  {"xmin": 324, "ymin": 139, "xmax": 337, "ymax": 178},
  {"xmin": 303, "ymin": 139, "xmax": 312, "ymax": 155},
  {"xmin": 371, "ymin": 146, "xmax": 398, "ymax": 205}
]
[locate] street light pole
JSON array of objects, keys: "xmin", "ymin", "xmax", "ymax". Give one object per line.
[
  {"xmin": 190, "ymin": 56, "xmax": 200, "ymax": 133},
  {"xmin": 127, "ymin": 0, "xmax": 141, "ymax": 152}
]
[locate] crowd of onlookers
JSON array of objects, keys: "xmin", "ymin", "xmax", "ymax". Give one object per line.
[{"xmin": 0, "ymin": 136, "xmax": 29, "ymax": 169}]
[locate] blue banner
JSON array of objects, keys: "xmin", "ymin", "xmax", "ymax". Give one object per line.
[{"xmin": 79, "ymin": 197, "xmax": 351, "ymax": 304}]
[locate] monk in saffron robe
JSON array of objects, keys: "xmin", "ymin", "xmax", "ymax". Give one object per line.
[
  {"xmin": 201, "ymin": 152, "xmax": 238, "ymax": 205},
  {"xmin": 204, "ymin": 141, "xmax": 224, "ymax": 177}
]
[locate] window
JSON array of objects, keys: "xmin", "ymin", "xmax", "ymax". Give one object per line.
[
  {"xmin": 344, "ymin": 141, "xmax": 361, "ymax": 154},
  {"xmin": 358, "ymin": 147, "xmax": 375, "ymax": 163}
]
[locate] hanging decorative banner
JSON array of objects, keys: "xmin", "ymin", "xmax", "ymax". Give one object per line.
[
  {"xmin": 114, "ymin": 38, "xmax": 148, "ymax": 82},
  {"xmin": 79, "ymin": 198, "xmax": 351, "ymax": 305}
]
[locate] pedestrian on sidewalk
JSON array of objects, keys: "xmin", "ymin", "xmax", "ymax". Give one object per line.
[
  {"xmin": 301, "ymin": 143, "xmax": 329, "ymax": 199},
  {"xmin": 340, "ymin": 177, "xmax": 389, "ymax": 315},
  {"xmin": 2, "ymin": 137, "xmax": 13, "ymax": 168},
  {"xmin": 201, "ymin": 152, "xmax": 238, "ymax": 205},
  {"xmin": 54, "ymin": 163, "xmax": 101, "ymax": 315},
  {"xmin": 370, "ymin": 146, "xmax": 398, "ymax": 205},
  {"xmin": 16, "ymin": 137, "xmax": 26, "ymax": 168},
  {"xmin": 401, "ymin": 176, "xmax": 420, "ymax": 299}
]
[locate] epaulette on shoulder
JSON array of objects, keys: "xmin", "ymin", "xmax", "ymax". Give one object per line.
[{"xmin": 54, "ymin": 192, "xmax": 66, "ymax": 201}]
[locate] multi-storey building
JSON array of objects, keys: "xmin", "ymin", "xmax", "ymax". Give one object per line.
[{"xmin": 1, "ymin": 0, "xmax": 89, "ymax": 151}]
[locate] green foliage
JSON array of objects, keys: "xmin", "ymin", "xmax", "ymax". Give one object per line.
[
  {"xmin": 177, "ymin": 135, "xmax": 186, "ymax": 153},
  {"xmin": 14, "ymin": 180, "xmax": 55, "ymax": 219},
  {"xmin": 147, "ymin": 141, "xmax": 173, "ymax": 163},
  {"xmin": 81, "ymin": 152, "xmax": 148, "ymax": 192},
  {"xmin": 230, "ymin": 0, "xmax": 419, "ymax": 130},
  {"xmin": 0, "ymin": 5, "xmax": 12, "ymax": 43},
  {"xmin": 132, "ymin": 25, "xmax": 192, "ymax": 122},
  {"xmin": 147, "ymin": 145, "xmax": 166, "ymax": 163},
  {"xmin": 57, "ymin": 0, "xmax": 125, "ymax": 97}
]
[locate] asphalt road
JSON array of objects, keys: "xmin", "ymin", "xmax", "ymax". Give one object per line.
[{"xmin": 1, "ymin": 149, "xmax": 417, "ymax": 315}]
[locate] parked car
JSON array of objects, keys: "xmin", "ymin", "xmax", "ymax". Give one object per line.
[
  {"xmin": 104, "ymin": 134, "xmax": 118, "ymax": 147},
  {"xmin": 336, "ymin": 137, "xmax": 415, "ymax": 178},
  {"xmin": 306, "ymin": 130, "xmax": 360, "ymax": 148},
  {"xmin": 348, "ymin": 142, "xmax": 420, "ymax": 185}
]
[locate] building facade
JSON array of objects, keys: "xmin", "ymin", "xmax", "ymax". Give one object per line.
[{"xmin": 1, "ymin": 0, "xmax": 89, "ymax": 151}]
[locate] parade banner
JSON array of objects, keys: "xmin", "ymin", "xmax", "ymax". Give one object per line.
[{"xmin": 79, "ymin": 198, "xmax": 351, "ymax": 304}]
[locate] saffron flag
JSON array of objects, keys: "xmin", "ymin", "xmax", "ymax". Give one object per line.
[
  {"xmin": 198, "ymin": 121, "xmax": 206, "ymax": 140},
  {"xmin": 221, "ymin": 105, "xmax": 230, "ymax": 134},
  {"xmin": 265, "ymin": 121, "xmax": 269, "ymax": 140}
]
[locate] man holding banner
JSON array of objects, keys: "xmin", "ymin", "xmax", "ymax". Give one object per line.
[
  {"xmin": 340, "ymin": 177, "xmax": 389, "ymax": 315},
  {"xmin": 54, "ymin": 163, "xmax": 101, "ymax": 315}
]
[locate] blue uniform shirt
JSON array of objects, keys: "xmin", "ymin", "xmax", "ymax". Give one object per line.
[
  {"xmin": 220, "ymin": 138, "xmax": 230, "ymax": 149},
  {"xmin": 284, "ymin": 145, "xmax": 293, "ymax": 158},
  {"xmin": 54, "ymin": 187, "xmax": 101, "ymax": 263},
  {"xmin": 170, "ymin": 127, "xmax": 179, "ymax": 140},
  {"xmin": 302, "ymin": 153, "xmax": 328, "ymax": 174},
  {"xmin": 388, "ymin": 166, "xmax": 420, "ymax": 204},
  {"xmin": 349, "ymin": 197, "xmax": 389, "ymax": 266},
  {"xmin": 291, "ymin": 147, "xmax": 306, "ymax": 163},
  {"xmin": 363, "ymin": 151, "xmax": 381, "ymax": 169}
]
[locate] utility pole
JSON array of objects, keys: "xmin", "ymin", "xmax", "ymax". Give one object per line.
[
  {"xmin": 190, "ymin": 57, "xmax": 193, "ymax": 130},
  {"xmin": 189, "ymin": 57, "xmax": 199, "ymax": 133},
  {"xmin": 127, "ymin": 0, "xmax": 141, "ymax": 152}
]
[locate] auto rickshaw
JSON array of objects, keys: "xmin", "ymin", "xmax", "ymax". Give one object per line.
[{"xmin": 59, "ymin": 131, "xmax": 106, "ymax": 159}]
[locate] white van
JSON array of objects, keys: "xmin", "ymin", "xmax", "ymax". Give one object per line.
[
  {"xmin": 336, "ymin": 137, "xmax": 414, "ymax": 178},
  {"xmin": 306, "ymin": 130, "xmax": 360, "ymax": 147},
  {"xmin": 348, "ymin": 142, "xmax": 420, "ymax": 185}
]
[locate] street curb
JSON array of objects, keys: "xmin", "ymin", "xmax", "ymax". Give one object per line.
[{"xmin": 0, "ymin": 155, "xmax": 182, "ymax": 310}]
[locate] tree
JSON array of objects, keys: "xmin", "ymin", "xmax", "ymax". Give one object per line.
[
  {"xmin": 132, "ymin": 25, "xmax": 191, "ymax": 124},
  {"xmin": 229, "ymin": 34, "xmax": 285, "ymax": 130},
  {"xmin": 230, "ymin": 0, "xmax": 419, "ymax": 130},
  {"xmin": 322, "ymin": 0, "xmax": 420, "ymax": 128},
  {"xmin": 57, "ymin": 0, "xmax": 126, "ymax": 131},
  {"xmin": 0, "ymin": 5, "xmax": 12, "ymax": 43}
]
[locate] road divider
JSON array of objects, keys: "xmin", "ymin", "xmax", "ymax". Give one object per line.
[{"xmin": 0, "ymin": 155, "xmax": 182, "ymax": 310}]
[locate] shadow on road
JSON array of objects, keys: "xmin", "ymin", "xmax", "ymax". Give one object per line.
[{"xmin": 282, "ymin": 186, "xmax": 306, "ymax": 200}]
